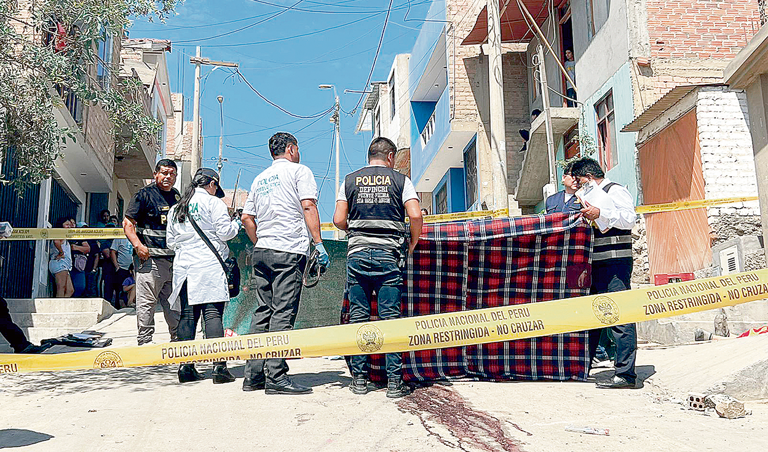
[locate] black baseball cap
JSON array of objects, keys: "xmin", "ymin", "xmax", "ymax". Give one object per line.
[{"xmin": 196, "ymin": 168, "xmax": 225, "ymax": 198}]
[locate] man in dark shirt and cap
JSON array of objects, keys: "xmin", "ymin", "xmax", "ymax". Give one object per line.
[{"xmin": 123, "ymin": 159, "xmax": 182, "ymax": 346}]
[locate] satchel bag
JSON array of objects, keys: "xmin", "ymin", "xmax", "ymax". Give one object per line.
[{"xmin": 188, "ymin": 213, "xmax": 241, "ymax": 298}]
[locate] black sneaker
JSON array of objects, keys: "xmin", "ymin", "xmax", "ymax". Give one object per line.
[
  {"xmin": 350, "ymin": 374, "xmax": 370, "ymax": 395},
  {"xmin": 386, "ymin": 379, "xmax": 412, "ymax": 398},
  {"xmin": 178, "ymin": 364, "xmax": 204, "ymax": 383},
  {"xmin": 212, "ymin": 364, "xmax": 236, "ymax": 384}
]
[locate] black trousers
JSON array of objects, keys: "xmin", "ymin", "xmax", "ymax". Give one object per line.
[
  {"xmin": 176, "ymin": 281, "xmax": 225, "ymax": 364},
  {"xmin": 177, "ymin": 281, "xmax": 226, "ymax": 363},
  {"xmin": 589, "ymin": 258, "xmax": 638, "ymax": 382},
  {"xmin": 101, "ymin": 261, "xmax": 117, "ymax": 306},
  {"xmin": 0, "ymin": 297, "xmax": 31, "ymax": 352},
  {"xmin": 244, "ymin": 248, "xmax": 306, "ymax": 383}
]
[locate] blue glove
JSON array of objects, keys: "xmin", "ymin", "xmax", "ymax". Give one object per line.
[{"xmin": 314, "ymin": 242, "xmax": 330, "ymax": 268}]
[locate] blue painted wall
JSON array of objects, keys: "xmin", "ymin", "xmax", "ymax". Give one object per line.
[
  {"xmin": 432, "ymin": 167, "xmax": 466, "ymax": 213},
  {"xmin": 411, "ymin": 86, "xmax": 451, "ymax": 187},
  {"xmin": 408, "ymin": 0, "xmax": 448, "ymax": 188},
  {"xmin": 408, "ymin": 0, "xmax": 447, "ymax": 96},
  {"xmin": 580, "ymin": 62, "xmax": 639, "ymax": 203}
]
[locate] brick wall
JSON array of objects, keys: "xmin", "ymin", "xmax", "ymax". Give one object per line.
[
  {"xmin": 83, "ymin": 35, "xmax": 121, "ymax": 176},
  {"xmin": 502, "ymin": 53, "xmax": 530, "ymax": 191},
  {"xmin": 447, "ymin": 0, "xmax": 530, "ymax": 199},
  {"xmin": 646, "ymin": 0, "xmax": 760, "ymax": 59},
  {"xmin": 696, "ymin": 88, "xmax": 760, "ymax": 219}
]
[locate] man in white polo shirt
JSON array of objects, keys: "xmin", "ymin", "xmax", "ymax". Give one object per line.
[{"xmin": 240, "ymin": 132, "xmax": 329, "ymax": 395}]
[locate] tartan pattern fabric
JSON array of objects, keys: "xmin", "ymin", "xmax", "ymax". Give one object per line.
[{"xmin": 341, "ymin": 212, "xmax": 592, "ymax": 383}]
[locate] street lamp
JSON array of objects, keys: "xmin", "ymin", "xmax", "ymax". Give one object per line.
[
  {"xmin": 319, "ymin": 84, "xmax": 340, "ymax": 240},
  {"xmin": 217, "ymin": 95, "xmax": 224, "ymax": 178}
]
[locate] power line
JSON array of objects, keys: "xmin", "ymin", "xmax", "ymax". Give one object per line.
[
  {"xmin": 350, "ymin": 0, "xmax": 394, "ymax": 114},
  {"xmin": 129, "ymin": 11, "xmax": 276, "ymax": 32},
  {"xmin": 246, "ymin": 0, "xmax": 430, "ymax": 14},
  {"xmin": 235, "ymin": 68, "xmax": 334, "ymax": 119},
  {"xmin": 316, "ymin": 130, "xmax": 336, "ymax": 199},
  {"xmin": 175, "ymin": 11, "xmax": 383, "ymax": 48},
  {"xmin": 173, "ymin": 0, "xmax": 306, "ymax": 44}
]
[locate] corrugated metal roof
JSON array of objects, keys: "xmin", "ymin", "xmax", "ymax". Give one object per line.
[{"xmin": 622, "ymin": 84, "xmax": 726, "ymax": 133}]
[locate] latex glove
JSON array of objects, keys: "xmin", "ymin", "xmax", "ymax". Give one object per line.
[{"xmin": 314, "ymin": 242, "xmax": 330, "ymax": 268}]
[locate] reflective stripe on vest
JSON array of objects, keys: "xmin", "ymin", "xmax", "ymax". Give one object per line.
[
  {"xmin": 593, "ymin": 228, "xmax": 632, "ymax": 262},
  {"xmin": 137, "ymin": 227, "xmax": 174, "ymax": 257}
]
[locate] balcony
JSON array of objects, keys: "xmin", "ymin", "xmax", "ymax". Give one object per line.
[
  {"xmin": 113, "ymin": 69, "xmax": 157, "ymax": 181},
  {"xmin": 514, "ymin": 107, "xmax": 580, "ymax": 208},
  {"xmin": 55, "ymin": 85, "xmax": 83, "ymax": 124},
  {"xmin": 49, "ymin": 87, "xmax": 112, "ymax": 193}
]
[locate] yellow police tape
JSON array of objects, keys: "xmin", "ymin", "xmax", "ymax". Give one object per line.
[
  {"xmin": 3, "ymin": 196, "xmax": 760, "ymax": 239},
  {"xmin": 2, "ymin": 268, "xmax": 767, "ymax": 374},
  {"xmin": 635, "ymin": 196, "xmax": 759, "ymax": 214}
]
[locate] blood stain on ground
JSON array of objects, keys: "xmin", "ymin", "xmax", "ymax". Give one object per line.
[{"xmin": 397, "ymin": 385, "xmax": 524, "ymax": 452}]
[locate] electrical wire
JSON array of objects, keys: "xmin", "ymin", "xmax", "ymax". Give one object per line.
[
  {"xmin": 246, "ymin": 0, "xmax": 430, "ymax": 15},
  {"xmin": 176, "ymin": 11, "xmax": 383, "ymax": 48},
  {"xmin": 316, "ymin": 130, "xmax": 336, "ymax": 199},
  {"xmin": 235, "ymin": 68, "xmax": 334, "ymax": 119},
  {"xmin": 350, "ymin": 0, "xmax": 394, "ymax": 114},
  {"xmin": 129, "ymin": 11, "xmax": 276, "ymax": 32},
  {"xmin": 173, "ymin": 0, "xmax": 306, "ymax": 44}
]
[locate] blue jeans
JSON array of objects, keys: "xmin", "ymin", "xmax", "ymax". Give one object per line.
[
  {"xmin": 71, "ymin": 270, "xmax": 86, "ymax": 298},
  {"xmin": 347, "ymin": 248, "xmax": 404, "ymax": 381}
]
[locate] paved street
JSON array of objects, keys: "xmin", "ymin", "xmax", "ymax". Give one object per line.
[{"xmin": 2, "ymin": 310, "xmax": 766, "ymax": 452}]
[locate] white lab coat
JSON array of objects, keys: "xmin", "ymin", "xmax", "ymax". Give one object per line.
[{"xmin": 167, "ymin": 188, "xmax": 240, "ymax": 309}]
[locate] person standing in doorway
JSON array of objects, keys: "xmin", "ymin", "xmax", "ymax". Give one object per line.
[
  {"xmin": 240, "ymin": 132, "xmax": 328, "ymax": 395},
  {"xmin": 333, "ymin": 137, "xmax": 423, "ymax": 398},
  {"xmin": 571, "ymin": 157, "xmax": 638, "ymax": 389},
  {"xmin": 123, "ymin": 159, "xmax": 181, "ymax": 345},
  {"xmin": 564, "ymin": 49, "xmax": 577, "ymax": 107}
]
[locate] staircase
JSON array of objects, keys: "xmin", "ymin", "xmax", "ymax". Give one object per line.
[{"xmin": 0, "ymin": 298, "xmax": 115, "ymax": 353}]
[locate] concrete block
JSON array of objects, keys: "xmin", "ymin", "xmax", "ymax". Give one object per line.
[
  {"xmin": 8, "ymin": 312, "xmax": 99, "ymax": 329},
  {"xmin": 638, "ymin": 300, "xmax": 768, "ymax": 345},
  {"xmin": 6, "ymin": 298, "xmax": 114, "ymax": 322},
  {"xmin": 640, "ymin": 335, "xmax": 768, "ymax": 401},
  {"xmin": 25, "ymin": 327, "xmax": 85, "ymax": 344}
]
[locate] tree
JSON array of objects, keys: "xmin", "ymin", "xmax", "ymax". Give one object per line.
[{"xmin": 0, "ymin": 0, "xmax": 180, "ymax": 188}]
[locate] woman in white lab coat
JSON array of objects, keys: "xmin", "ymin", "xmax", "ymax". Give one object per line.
[{"xmin": 167, "ymin": 168, "xmax": 240, "ymax": 384}]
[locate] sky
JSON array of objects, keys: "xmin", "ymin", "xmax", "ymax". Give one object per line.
[{"xmin": 128, "ymin": 0, "xmax": 436, "ymax": 224}]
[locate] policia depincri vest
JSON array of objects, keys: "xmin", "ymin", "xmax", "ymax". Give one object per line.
[
  {"xmin": 345, "ymin": 166, "xmax": 408, "ymax": 258},
  {"xmin": 592, "ymin": 182, "xmax": 633, "ymax": 263},
  {"xmin": 133, "ymin": 183, "xmax": 180, "ymax": 258}
]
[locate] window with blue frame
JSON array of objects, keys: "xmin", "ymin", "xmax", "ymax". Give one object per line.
[
  {"xmin": 96, "ymin": 25, "xmax": 112, "ymax": 91},
  {"xmin": 463, "ymin": 140, "xmax": 478, "ymax": 208}
]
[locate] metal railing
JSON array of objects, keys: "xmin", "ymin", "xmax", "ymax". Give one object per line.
[
  {"xmin": 420, "ymin": 110, "xmax": 436, "ymax": 147},
  {"xmin": 55, "ymin": 84, "xmax": 83, "ymax": 124}
]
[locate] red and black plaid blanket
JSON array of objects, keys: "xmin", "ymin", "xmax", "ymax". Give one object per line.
[{"xmin": 341, "ymin": 212, "xmax": 593, "ymax": 383}]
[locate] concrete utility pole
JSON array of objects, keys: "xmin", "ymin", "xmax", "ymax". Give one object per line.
[
  {"xmin": 487, "ymin": 0, "xmax": 509, "ymax": 211},
  {"xmin": 190, "ymin": 47, "xmax": 238, "ymax": 179},
  {"xmin": 537, "ymin": 45, "xmax": 557, "ymax": 189},
  {"xmin": 217, "ymin": 95, "xmax": 224, "ymax": 178},
  {"xmin": 319, "ymin": 84, "xmax": 340, "ymax": 240}
]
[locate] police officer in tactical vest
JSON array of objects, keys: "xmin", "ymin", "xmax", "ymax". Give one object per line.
[
  {"xmin": 333, "ymin": 137, "xmax": 423, "ymax": 398},
  {"xmin": 571, "ymin": 157, "xmax": 639, "ymax": 389},
  {"xmin": 123, "ymin": 159, "xmax": 182, "ymax": 346}
]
